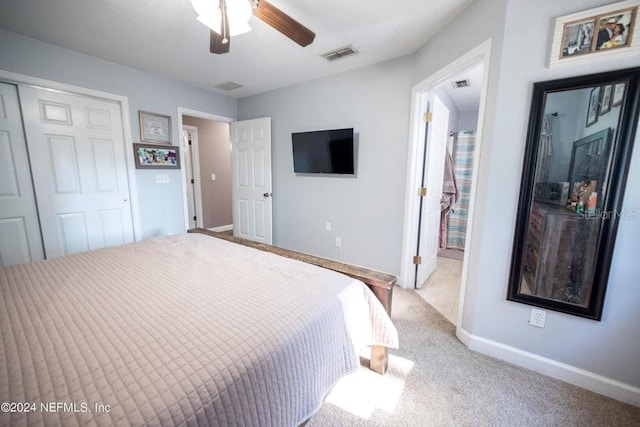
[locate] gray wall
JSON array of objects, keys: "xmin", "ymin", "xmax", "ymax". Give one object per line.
[
  {"xmin": 413, "ymin": 0, "xmax": 640, "ymax": 388},
  {"xmin": 458, "ymin": 110, "xmax": 479, "ymax": 131},
  {"xmin": 238, "ymin": 56, "xmax": 413, "ymax": 274},
  {"xmin": 183, "ymin": 116, "xmax": 233, "ymax": 229},
  {"xmin": 0, "ymin": 29, "xmax": 237, "ymax": 239}
]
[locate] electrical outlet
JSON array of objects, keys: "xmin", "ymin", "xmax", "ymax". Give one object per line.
[
  {"xmin": 325, "ymin": 221, "xmax": 331, "ymax": 232},
  {"xmin": 529, "ymin": 308, "xmax": 546, "ymax": 328},
  {"xmin": 335, "ymin": 237, "xmax": 342, "ymax": 247}
]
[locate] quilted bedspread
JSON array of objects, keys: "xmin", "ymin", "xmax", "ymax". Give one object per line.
[{"xmin": 0, "ymin": 233, "xmax": 398, "ymax": 426}]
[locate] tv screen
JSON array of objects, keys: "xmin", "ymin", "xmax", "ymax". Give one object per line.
[{"xmin": 292, "ymin": 128, "xmax": 354, "ymax": 174}]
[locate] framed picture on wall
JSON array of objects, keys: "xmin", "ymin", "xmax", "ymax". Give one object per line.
[
  {"xmin": 586, "ymin": 86, "xmax": 601, "ymax": 127},
  {"xmin": 139, "ymin": 110, "xmax": 172, "ymax": 144},
  {"xmin": 600, "ymin": 84, "xmax": 613, "ymax": 115},
  {"xmin": 548, "ymin": 0, "xmax": 639, "ymax": 68},
  {"xmin": 133, "ymin": 143, "xmax": 180, "ymax": 169},
  {"xmin": 612, "ymin": 82, "xmax": 626, "ymax": 106}
]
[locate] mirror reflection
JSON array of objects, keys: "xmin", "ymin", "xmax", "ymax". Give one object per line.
[{"xmin": 518, "ymin": 81, "xmax": 626, "ymax": 307}]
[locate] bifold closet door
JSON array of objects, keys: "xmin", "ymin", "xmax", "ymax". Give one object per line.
[
  {"xmin": 18, "ymin": 85, "xmax": 134, "ymax": 259},
  {"xmin": 0, "ymin": 82, "xmax": 45, "ymax": 266}
]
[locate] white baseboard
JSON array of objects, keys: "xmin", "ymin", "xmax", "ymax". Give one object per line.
[
  {"xmin": 456, "ymin": 326, "xmax": 471, "ymax": 347},
  {"xmin": 208, "ymin": 225, "xmax": 233, "ymax": 232},
  {"xmin": 458, "ymin": 328, "xmax": 640, "ymax": 407}
]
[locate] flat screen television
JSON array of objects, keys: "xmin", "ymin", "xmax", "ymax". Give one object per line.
[{"xmin": 292, "ymin": 128, "xmax": 355, "ymax": 174}]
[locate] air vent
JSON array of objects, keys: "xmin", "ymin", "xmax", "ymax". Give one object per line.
[
  {"xmin": 214, "ymin": 81, "xmax": 244, "ymax": 91},
  {"xmin": 321, "ymin": 45, "xmax": 358, "ymax": 62},
  {"xmin": 451, "ymin": 79, "xmax": 471, "ymax": 89}
]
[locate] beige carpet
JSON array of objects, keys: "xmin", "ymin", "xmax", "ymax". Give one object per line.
[{"xmin": 309, "ymin": 287, "xmax": 640, "ymax": 426}]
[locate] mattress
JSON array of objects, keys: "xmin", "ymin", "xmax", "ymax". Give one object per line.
[{"xmin": 0, "ymin": 233, "xmax": 398, "ymax": 426}]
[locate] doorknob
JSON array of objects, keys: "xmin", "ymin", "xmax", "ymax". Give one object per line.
[{"xmin": 263, "ymin": 192, "xmax": 272, "ymax": 198}]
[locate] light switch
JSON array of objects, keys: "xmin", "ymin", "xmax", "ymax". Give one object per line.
[
  {"xmin": 155, "ymin": 174, "xmax": 169, "ymax": 184},
  {"xmin": 211, "ymin": 173, "xmax": 216, "ymax": 181}
]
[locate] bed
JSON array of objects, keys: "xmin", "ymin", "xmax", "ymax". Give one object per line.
[{"xmin": 0, "ymin": 233, "xmax": 398, "ymax": 426}]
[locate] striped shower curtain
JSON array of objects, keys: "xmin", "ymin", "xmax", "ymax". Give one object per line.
[{"xmin": 446, "ymin": 132, "xmax": 476, "ymax": 250}]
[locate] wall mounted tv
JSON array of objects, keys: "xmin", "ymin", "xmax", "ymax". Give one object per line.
[{"xmin": 292, "ymin": 128, "xmax": 355, "ymax": 175}]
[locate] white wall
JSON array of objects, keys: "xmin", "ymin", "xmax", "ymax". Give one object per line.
[
  {"xmin": 413, "ymin": 0, "xmax": 640, "ymax": 393},
  {"xmin": 238, "ymin": 56, "xmax": 413, "ymax": 274},
  {"xmin": 0, "ymin": 29, "xmax": 237, "ymax": 239}
]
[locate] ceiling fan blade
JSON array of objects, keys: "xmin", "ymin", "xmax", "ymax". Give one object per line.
[
  {"xmin": 210, "ymin": 0, "xmax": 230, "ymax": 54},
  {"xmin": 253, "ymin": 0, "xmax": 315, "ymax": 47}
]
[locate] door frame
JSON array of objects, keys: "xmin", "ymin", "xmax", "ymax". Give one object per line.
[
  {"xmin": 0, "ymin": 68, "xmax": 142, "ymax": 241},
  {"xmin": 182, "ymin": 124, "xmax": 203, "ymax": 229},
  {"xmin": 399, "ymin": 39, "xmax": 492, "ymax": 331},
  {"xmin": 177, "ymin": 107, "xmax": 234, "ymax": 231}
]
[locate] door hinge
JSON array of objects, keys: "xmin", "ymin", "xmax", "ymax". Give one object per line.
[
  {"xmin": 188, "ymin": 139, "xmax": 192, "ymax": 145},
  {"xmin": 193, "ymin": 216, "xmax": 197, "ymax": 221},
  {"xmin": 423, "ymin": 112, "xmax": 433, "ymax": 123},
  {"xmin": 190, "ymin": 179, "xmax": 195, "ymax": 184},
  {"xmin": 418, "ymin": 187, "xmax": 427, "ymax": 197},
  {"xmin": 413, "ymin": 255, "xmax": 422, "ymax": 265}
]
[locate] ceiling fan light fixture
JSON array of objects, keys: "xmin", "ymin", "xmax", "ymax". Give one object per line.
[{"xmin": 192, "ymin": 0, "xmax": 252, "ymax": 37}]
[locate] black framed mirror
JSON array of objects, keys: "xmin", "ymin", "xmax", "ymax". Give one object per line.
[{"xmin": 508, "ymin": 67, "xmax": 640, "ymax": 320}]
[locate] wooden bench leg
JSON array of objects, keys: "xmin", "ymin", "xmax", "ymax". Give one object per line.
[{"xmin": 369, "ymin": 345, "xmax": 388, "ymax": 374}]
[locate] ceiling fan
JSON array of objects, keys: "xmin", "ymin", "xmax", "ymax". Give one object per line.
[{"xmin": 191, "ymin": 0, "xmax": 316, "ymax": 55}]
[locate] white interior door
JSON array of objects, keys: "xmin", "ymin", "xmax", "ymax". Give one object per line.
[
  {"xmin": 230, "ymin": 117, "xmax": 272, "ymax": 244},
  {"xmin": 0, "ymin": 82, "xmax": 45, "ymax": 266},
  {"xmin": 18, "ymin": 85, "xmax": 134, "ymax": 259},
  {"xmin": 416, "ymin": 94, "xmax": 449, "ymax": 287}
]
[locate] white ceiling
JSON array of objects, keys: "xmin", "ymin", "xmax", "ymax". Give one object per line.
[
  {"xmin": 442, "ymin": 63, "xmax": 483, "ymax": 112},
  {"xmin": 0, "ymin": 0, "xmax": 475, "ymax": 98}
]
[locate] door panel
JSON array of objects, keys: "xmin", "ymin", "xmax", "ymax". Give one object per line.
[
  {"xmin": 0, "ymin": 218, "xmax": 32, "ymax": 266},
  {"xmin": 416, "ymin": 94, "xmax": 449, "ymax": 287},
  {"xmin": 0, "ymin": 82, "xmax": 44, "ymax": 266},
  {"xmin": 19, "ymin": 85, "xmax": 133, "ymax": 259},
  {"xmin": 231, "ymin": 118, "xmax": 272, "ymax": 244},
  {"xmin": 57, "ymin": 212, "xmax": 90, "ymax": 255},
  {"xmin": 92, "ymin": 138, "xmax": 118, "ymax": 191}
]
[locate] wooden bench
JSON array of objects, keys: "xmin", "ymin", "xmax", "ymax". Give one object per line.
[{"xmin": 188, "ymin": 228, "xmax": 396, "ymax": 374}]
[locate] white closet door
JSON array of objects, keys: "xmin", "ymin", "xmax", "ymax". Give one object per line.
[
  {"xmin": 18, "ymin": 85, "xmax": 134, "ymax": 258},
  {"xmin": 0, "ymin": 82, "xmax": 44, "ymax": 266}
]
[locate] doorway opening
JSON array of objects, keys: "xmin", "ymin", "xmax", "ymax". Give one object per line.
[
  {"xmin": 416, "ymin": 64, "xmax": 483, "ymax": 324},
  {"xmin": 177, "ymin": 108, "xmax": 234, "ymax": 233},
  {"xmin": 400, "ymin": 40, "xmax": 492, "ymax": 331}
]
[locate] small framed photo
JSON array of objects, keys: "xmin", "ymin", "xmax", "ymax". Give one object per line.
[
  {"xmin": 133, "ymin": 143, "xmax": 180, "ymax": 169},
  {"xmin": 586, "ymin": 86, "xmax": 601, "ymax": 127},
  {"xmin": 560, "ymin": 19, "xmax": 595, "ymax": 58},
  {"xmin": 548, "ymin": 0, "xmax": 639, "ymax": 67},
  {"xmin": 599, "ymin": 85, "xmax": 613, "ymax": 115},
  {"xmin": 139, "ymin": 111, "xmax": 172, "ymax": 144},
  {"xmin": 612, "ymin": 82, "xmax": 626, "ymax": 106}
]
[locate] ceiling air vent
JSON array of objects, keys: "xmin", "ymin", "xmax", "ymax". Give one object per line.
[
  {"xmin": 214, "ymin": 81, "xmax": 244, "ymax": 91},
  {"xmin": 451, "ymin": 79, "xmax": 471, "ymax": 89},
  {"xmin": 321, "ymin": 45, "xmax": 358, "ymax": 62}
]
